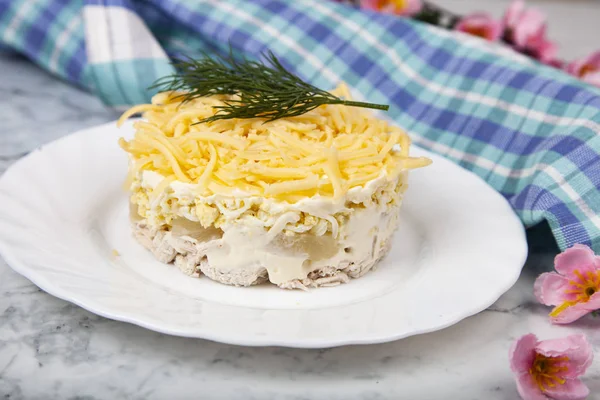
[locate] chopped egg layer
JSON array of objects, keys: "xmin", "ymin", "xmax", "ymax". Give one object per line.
[
  {"xmin": 131, "ymin": 169, "xmax": 407, "ymax": 238},
  {"xmin": 130, "ymin": 169, "xmax": 406, "ymax": 286}
]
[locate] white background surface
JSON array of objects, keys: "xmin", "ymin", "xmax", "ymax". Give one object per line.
[{"xmin": 1, "ymin": 1, "xmax": 600, "ymax": 399}]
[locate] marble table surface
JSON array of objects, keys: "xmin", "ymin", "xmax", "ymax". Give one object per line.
[{"xmin": 2, "ymin": 3, "xmax": 600, "ymax": 397}]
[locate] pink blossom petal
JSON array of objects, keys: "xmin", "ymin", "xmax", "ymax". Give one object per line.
[
  {"xmin": 512, "ymin": 8, "xmax": 546, "ymax": 48},
  {"xmin": 550, "ymin": 302, "xmax": 592, "ymax": 325},
  {"xmin": 587, "ymin": 51, "xmax": 600, "ymax": 65},
  {"xmin": 536, "ymin": 39, "xmax": 558, "ymax": 64},
  {"xmin": 571, "ymin": 51, "xmax": 600, "ymax": 73},
  {"xmin": 360, "ymin": 0, "xmax": 380, "ymax": 11},
  {"xmin": 567, "ymin": 51, "xmax": 600, "ymax": 86},
  {"xmin": 548, "ymin": 292, "xmax": 600, "ymax": 325},
  {"xmin": 536, "ymin": 334, "xmax": 593, "ymax": 379},
  {"xmin": 516, "ymin": 372, "xmax": 548, "ymax": 400},
  {"xmin": 528, "ymin": 23, "xmax": 548, "ymax": 48},
  {"xmin": 582, "ymin": 71, "xmax": 600, "ymax": 88},
  {"xmin": 541, "ymin": 378, "xmax": 590, "ymax": 400},
  {"xmin": 534, "ymin": 273, "xmax": 571, "ymax": 306},
  {"xmin": 566, "ymin": 59, "xmax": 586, "ymax": 76},
  {"xmin": 503, "ymin": 0, "xmax": 525, "ymax": 28},
  {"xmin": 554, "ymin": 244, "xmax": 598, "ymax": 277},
  {"xmin": 548, "ymin": 59, "xmax": 565, "ymax": 69},
  {"xmin": 360, "ymin": 0, "xmax": 374, "ymax": 9},
  {"xmin": 510, "ymin": 333, "xmax": 538, "ymax": 375},
  {"xmin": 581, "ymin": 291, "xmax": 600, "ymax": 311},
  {"xmin": 403, "ymin": 0, "xmax": 422, "ymax": 16}
]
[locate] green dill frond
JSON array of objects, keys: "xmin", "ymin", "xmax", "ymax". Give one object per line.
[{"xmin": 149, "ymin": 50, "xmax": 389, "ymax": 122}]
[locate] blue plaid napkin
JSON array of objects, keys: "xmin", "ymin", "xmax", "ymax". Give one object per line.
[{"xmin": 2, "ymin": 0, "xmax": 600, "ymax": 252}]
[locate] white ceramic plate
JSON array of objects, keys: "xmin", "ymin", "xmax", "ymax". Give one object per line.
[{"xmin": 0, "ymin": 121, "xmax": 527, "ymax": 348}]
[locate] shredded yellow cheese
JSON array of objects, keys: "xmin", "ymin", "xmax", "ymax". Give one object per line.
[{"xmin": 119, "ymin": 84, "xmax": 431, "ymax": 201}]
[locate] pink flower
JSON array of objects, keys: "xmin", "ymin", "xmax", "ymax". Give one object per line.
[
  {"xmin": 502, "ymin": 0, "xmax": 558, "ymax": 65},
  {"xmin": 529, "ymin": 36, "xmax": 558, "ymax": 64},
  {"xmin": 510, "ymin": 333, "xmax": 593, "ymax": 400},
  {"xmin": 566, "ymin": 51, "xmax": 600, "ymax": 88},
  {"xmin": 360, "ymin": 0, "xmax": 422, "ymax": 17},
  {"xmin": 503, "ymin": 0, "xmax": 525, "ymax": 30},
  {"xmin": 547, "ymin": 59, "xmax": 566, "ymax": 69},
  {"xmin": 503, "ymin": 0, "xmax": 546, "ymax": 48},
  {"xmin": 534, "ymin": 244, "xmax": 600, "ymax": 324},
  {"xmin": 455, "ymin": 13, "xmax": 503, "ymax": 41}
]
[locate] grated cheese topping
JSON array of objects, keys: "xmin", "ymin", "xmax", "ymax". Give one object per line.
[{"xmin": 118, "ymin": 84, "xmax": 431, "ymax": 202}]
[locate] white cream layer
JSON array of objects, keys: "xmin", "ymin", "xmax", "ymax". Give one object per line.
[{"xmin": 138, "ymin": 170, "xmax": 405, "ymax": 284}]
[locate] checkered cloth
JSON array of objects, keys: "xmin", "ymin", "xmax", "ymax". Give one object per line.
[{"xmin": 2, "ymin": 0, "xmax": 600, "ymax": 253}]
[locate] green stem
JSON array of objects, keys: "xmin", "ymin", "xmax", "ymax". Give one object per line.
[{"xmin": 339, "ymin": 100, "xmax": 390, "ymax": 111}]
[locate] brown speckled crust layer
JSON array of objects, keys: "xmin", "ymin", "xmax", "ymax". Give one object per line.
[{"xmin": 132, "ymin": 220, "xmax": 391, "ymax": 290}]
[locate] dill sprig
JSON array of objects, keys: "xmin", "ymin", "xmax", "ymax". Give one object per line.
[{"xmin": 150, "ymin": 51, "xmax": 389, "ymax": 123}]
